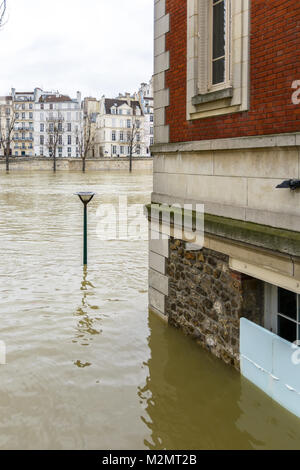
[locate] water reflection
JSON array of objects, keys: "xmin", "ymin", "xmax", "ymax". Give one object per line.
[
  {"xmin": 73, "ymin": 267, "xmax": 102, "ymax": 368},
  {"xmin": 139, "ymin": 313, "xmax": 300, "ymax": 450}
]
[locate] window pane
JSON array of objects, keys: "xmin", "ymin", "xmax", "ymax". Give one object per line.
[
  {"xmin": 213, "ymin": 0, "xmax": 226, "ymax": 60},
  {"xmin": 278, "ymin": 316, "xmax": 297, "ymax": 343},
  {"xmin": 278, "ymin": 288, "xmax": 297, "ymax": 320},
  {"xmin": 213, "ymin": 58, "xmax": 225, "ymax": 85}
]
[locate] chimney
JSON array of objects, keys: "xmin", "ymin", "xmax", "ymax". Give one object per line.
[
  {"xmin": 34, "ymin": 87, "xmax": 42, "ymax": 102},
  {"xmin": 77, "ymin": 91, "xmax": 82, "ymax": 105}
]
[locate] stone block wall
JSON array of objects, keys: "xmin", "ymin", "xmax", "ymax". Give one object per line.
[
  {"xmin": 0, "ymin": 157, "xmax": 153, "ymax": 172},
  {"xmin": 166, "ymin": 238, "xmax": 264, "ymax": 369}
]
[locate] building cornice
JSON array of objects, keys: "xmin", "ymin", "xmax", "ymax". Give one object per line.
[{"xmin": 151, "ymin": 132, "xmax": 300, "ymax": 154}]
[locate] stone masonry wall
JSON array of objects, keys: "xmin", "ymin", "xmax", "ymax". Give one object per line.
[
  {"xmin": 0, "ymin": 157, "xmax": 153, "ymax": 172},
  {"xmin": 166, "ymin": 238, "xmax": 264, "ymax": 370}
]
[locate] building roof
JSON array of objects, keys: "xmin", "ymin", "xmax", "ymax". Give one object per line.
[
  {"xmin": 104, "ymin": 98, "xmax": 143, "ymax": 116},
  {"xmin": 39, "ymin": 94, "xmax": 73, "ymax": 103}
]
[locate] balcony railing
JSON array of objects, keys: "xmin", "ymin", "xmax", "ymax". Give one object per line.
[
  {"xmin": 46, "ymin": 116, "xmax": 65, "ymax": 122},
  {"xmin": 14, "ymin": 126, "xmax": 34, "ymax": 131}
]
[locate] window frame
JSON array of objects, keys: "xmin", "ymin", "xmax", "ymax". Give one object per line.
[
  {"xmin": 186, "ymin": 0, "xmax": 250, "ymax": 120},
  {"xmin": 265, "ymin": 283, "xmax": 300, "ymax": 344},
  {"xmin": 208, "ymin": 0, "xmax": 232, "ymax": 91}
]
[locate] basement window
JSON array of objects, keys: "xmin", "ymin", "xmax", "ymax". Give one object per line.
[
  {"xmin": 277, "ymin": 288, "xmax": 300, "ymax": 343},
  {"xmin": 265, "ymin": 284, "xmax": 300, "ymax": 344}
]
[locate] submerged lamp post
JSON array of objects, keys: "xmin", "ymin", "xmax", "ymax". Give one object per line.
[{"xmin": 75, "ymin": 192, "xmax": 96, "ymax": 266}]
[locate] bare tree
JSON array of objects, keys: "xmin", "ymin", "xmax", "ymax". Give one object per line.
[
  {"xmin": 127, "ymin": 117, "xmax": 141, "ymax": 173},
  {"xmin": 0, "ymin": 103, "xmax": 16, "ymax": 172},
  {"xmin": 0, "ymin": 1, "xmax": 7, "ymax": 29},
  {"xmin": 77, "ymin": 114, "xmax": 95, "ymax": 172},
  {"xmin": 46, "ymin": 114, "xmax": 64, "ymax": 172}
]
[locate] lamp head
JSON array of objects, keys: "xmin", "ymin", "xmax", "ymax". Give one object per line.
[
  {"xmin": 276, "ymin": 179, "xmax": 300, "ymax": 191},
  {"xmin": 75, "ymin": 192, "xmax": 96, "ymax": 205}
]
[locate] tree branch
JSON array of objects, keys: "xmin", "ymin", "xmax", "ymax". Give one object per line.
[{"xmin": 0, "ymin": 1, "xmax": 7, "ymax": 29}]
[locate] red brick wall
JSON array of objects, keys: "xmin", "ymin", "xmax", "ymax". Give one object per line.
[{"xmin": 165, "ymin": 0, "xmax": 300, "ymax": 143}]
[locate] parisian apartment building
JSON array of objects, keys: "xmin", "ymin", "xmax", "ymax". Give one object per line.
[
  {"xmin": 0, "ymin": 88, "xmax": 83, "ymax": 158},
  {"xmin": 1, "ymin": 80, "xmax": 153, "ymax": 159},
  {"xmin": 149, "ymin": 0, "xmax": 300, "ymax": 417},
  {"xmin": 83, "ymin": 79, "xmax": 154, "ymax": 158},
  {"xmin": 95, "ymin": 95, "xmax": 145, "ymax": 158},
  {"xmin": 0, "ymin": 95, "xmax": 13, "ymax": 157},
  {"xmin": 138, "ymin": 78, "xmax": 154, "ymax": 154},
  {"xmin": 34, "ymin": 89, "xmax": 83, "ymax": 159}
]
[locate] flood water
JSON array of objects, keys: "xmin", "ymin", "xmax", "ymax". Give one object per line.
[{"xmin": 0, "ymin": 170, "xmax": 300, "ymax": 450}]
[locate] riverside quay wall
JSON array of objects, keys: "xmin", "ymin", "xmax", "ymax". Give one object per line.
[{"xmin": 0, "ymin": 157, "xmax": 153, "ymax": 172}]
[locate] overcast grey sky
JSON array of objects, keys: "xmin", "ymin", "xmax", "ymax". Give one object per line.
[{"xmin": 0, "ymin": 0, "xmax": 153, "ymax": 99}]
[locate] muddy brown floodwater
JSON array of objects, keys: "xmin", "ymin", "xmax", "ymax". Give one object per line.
[{"xmin": 0, "ymin": 170, "xmax": 300, "ymax": 450}]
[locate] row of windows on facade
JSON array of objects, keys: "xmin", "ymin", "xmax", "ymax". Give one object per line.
[
  {"xmin": 13, "ymin": 123, "xmax": 34, "ymax": 130},
  {"xmin": 38, "ymin": 103, "xmax": 80, "ymax": 110},
  {"xmin": 4, "ymin": 111, "xmax": 81, "ymax": 121},
  {"xmin": 110, "ymin": 119, "xmax": 141, "ymax": 129},
  {"xmin": 3, "ymin": 111, "xmax": 80, "ymax": 121},
  {"xmin": 4, "ymin": 103, "xmax": 82, "ymax": 116},
  {"xmin": 111, "ymin": 145, "xmax": 142, "ymax": 155},
  {"xmin": 14, "ymin": 143, "xmax": 33, "ymax": 149},
  {"xmin": 39, "ymin": 112, "xmax": 80, "ymax": 121},
  {"xmin": 14, "ymin": 112, "xmax": 34, "ymax": 119},
  {"xmin": 39, "ymin": 123, "xmax": 75, "ymax": 132},
  {"xmin": 14, "ymin": 133, "xmax": 34, "ymax": 140},
  {"xmin": 111, "ymin": 131, "xmax": 142, "ymax": 142},
  {"xmin": 110, "ymin": 107, "xmax": 141, "ymax": 116},
  {"xmin": 101, "ymin": 117, "xmax": 153, "ymax": 128},
  {"xmin": 14, "ymin": 103, "xmax": 34, "ymax": 110},
  {"xmin": 11, "ymin": 148, "xmax": 79, "ymax": 157},
  {"xmin": 40, "ymin": 135, "xmax": 75, "ymax": 145}
]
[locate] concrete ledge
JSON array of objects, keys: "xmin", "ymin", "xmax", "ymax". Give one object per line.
[
  {"xmin": 205, "ymin": 213, "xmax": 300, "ymax": 258},
  {"xmin": 145, "ymin": 203, "xmax": 300, "ymax": 258},
  {"xmin": 151, "ymin": 132, "xmax": 300, "ymax": 154},
  {"xmin": 192, "ymin": 87, "xmax": 233, "ymax": 105}
]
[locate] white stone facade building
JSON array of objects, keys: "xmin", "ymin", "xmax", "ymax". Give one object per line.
[
  {"xmin": 11, "ymin": 89, "xmax": 36, "ymax": 157},
  {"xmin": 138, "ymin": 79, "xmax": 154, "ymax": 155},
  {"xmin": 34, "ymin": 90, "xmax": 83, "ymax": 158},
  {"xmin": 95, "ymin": 96, "xmax": 146, "ymax": 158},
  {"xmin": 1, "ymin": 88, "xmax": 83, "ymax": 158},
  {"xmin": 0, "ymin": 95, "xmax": 13, "ymax": 157}
]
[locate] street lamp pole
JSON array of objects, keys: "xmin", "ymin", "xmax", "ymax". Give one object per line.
[
  {"xmin": 75, "ymin": 192, "xmax": 96, "ymax": 266},
  {"xmin": 83, "ymin": 201, "xmax": 88, "ymax": 265}
]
